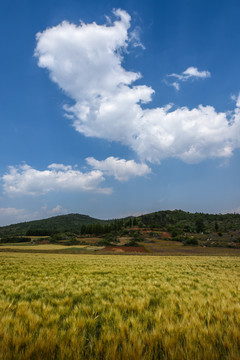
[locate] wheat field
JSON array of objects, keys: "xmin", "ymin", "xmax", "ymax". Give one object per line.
[
  {"xmin": 0, "ymin": 244, "xmax": 88, "ymax": 250},
  {"xmin": 1, "ymin": 252, "xmax": 240, "ymax": 359}
]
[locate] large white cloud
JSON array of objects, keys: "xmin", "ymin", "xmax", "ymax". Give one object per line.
[
  {"xmin": 2, "ymin": 158, "xmax": 151, "ymax": 196},
  {"xmin": 2, "ymin": 164, "xmax": 111, "ymax": 196},
  {"xmin": 86, "ymin": 156, "xmax": 151, "ymax": 181},
  {"xmin": 35, "ymin": 9, "xmax": 139, "ymax": 100},
  {"xmin": 35, "ymin": 9, "xmax": 240, "ymax": 164}
]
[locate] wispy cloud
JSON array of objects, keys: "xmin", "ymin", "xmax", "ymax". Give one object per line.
[
  {"xmin": 44, "ymin": 205, "xmax": 67, "ymax": 216},
  {"xmin": 0, "ymin": 207, "xmax": 26, "ymax": 218},
  {"xmin": 165, "ymin": 66, "xmax": 211, "ymax": 90},
  {"xmin": 222, "ymin": 205, "xmax": 240, "ymax": 214},
  {"xmin": 0, "ymin": 205, "xmax": 67, "ymax": 226},
  {"xmin": 35, "ymin": 9, "xmax": 240, "ymax": 165},
  {"xmin": 231, "ymin": 92, "xmax": 240, "ymax": 108},
  {"xmin": 129, "ymin": 26, "xmax": 145, "ymax": 49},
  {"xmin": 170, "ymin": 66, "xmax": 211, "ymax": 80},
  {"xmin": 171, "ymin": 81, "xmax": 180, "ymax": 91},
  {"xmin": 0, "ymin": 207, "xmax": 32, "ymax": 226}
]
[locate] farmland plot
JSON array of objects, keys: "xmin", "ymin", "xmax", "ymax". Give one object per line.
[{"xmin": 1, "ymin": 253, "xmax": 240, "ymax": 359}]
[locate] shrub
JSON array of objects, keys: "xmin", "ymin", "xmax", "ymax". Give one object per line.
[
  {"xmin": 65, "ymin": 239, "xmax": 80, "ymax": 246},
  {"xmin": 50, "ymin": 233, "xmax": 71, "ymax": 242},
  {"xmin": 124, "ymin": 240, "xmax": 139, "ymax": 247},
  {"xmin": 96, "ymin": 239, "xmax": 113, "ymax": 246},
  {"xmin": 183, "ymin": 237, "xmax": 198, "ymax": 246},
  {"xmin": 103, "ymin": 233, "xmax": 119, "ymax": 243},
  {"xmin": 132, "ymin": 232, "xmax": 144, "ymax": 241},
  {"xmin": 0, "ymin": 237, "xmax": 31, "ymax": 244}
]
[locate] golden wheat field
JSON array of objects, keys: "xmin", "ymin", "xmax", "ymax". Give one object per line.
[
  {"xmin": 1, "ymin": 253, "xmax": 240, "ymax": 359},
  {"xmin": 0, "ymin": 244, "xmax": 88, "ymax": 250}
]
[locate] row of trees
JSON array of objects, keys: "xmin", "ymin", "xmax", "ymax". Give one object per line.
[{"xmin": 80, "ymin": 220, "xmax": 123, "ymax": 235}]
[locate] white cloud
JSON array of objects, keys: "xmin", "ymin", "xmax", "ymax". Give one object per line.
[
  {"xmin": 31, "ymin": 205, "xmax": 67, "ymax": 220},
  {"xmin": 35, "ymin": 9, "xmax": 240, "ymax": 164},
  {"xmin": 171, "ymin": 82, "xmax": 180, "ymax": 91},
  {"xmin": 129, "ymin": 26, "xmax": 145, "ymax": 49},
  {"xmin": 232, "ymin": 92, "xmax": 240, "ymax": 108},
  {"xmin": 86, "ymin": 156, "xmax": 151, "ymax": 181},
  {"xmin": 2, "ymin": 163, "xmax": 111, "ymax": 196},
  {"xmin": 1, "ymin": 158, "xmax": 152, "ymax": 198},
  {"xmin": 237, "ymin": 94, "xmax": 240, "ymax": 108},
  {"xmin": 48, "ymin": 163, "xmax": 72, "ymax": 171},
  {"xmin": 182, "ymin": 67, "xmax": 211, "ymax": 79},
  {"xmin": 0, "ymin": 205, "xmax": 68, "ymax": 226},
  {"xmin": 35, "ymin": 9, "xmax": 139, "ymax": 100},
  {"xmin": 166, "ymin": 66, "xmax": 211, "ymax": 90},
  {"xmin": 45, "ymin": 205, "xmax": 67, "ymax": 216},
  {"xmin": 0, "ymin": 207, "xmax": 26, "ymax": 217},
  {"xmin": 132, "ymin": 104, "xmax": 240, "ymax": 163},
  {"xmin": 0, "ymin": 207, "xmax": 29, "ymax": 226},
  {"xmin": 168, "ymin": 66, "xmax": 211, "ymax": 81}
]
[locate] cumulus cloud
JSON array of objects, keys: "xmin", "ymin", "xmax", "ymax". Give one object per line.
[
  {"xmin": 35, "ymin": 9, "xmax": 240, "ymax": 164},
  {"xmin": 2, "ymin": 158, "xmax": 151, "ymax": 197},
  {"xmin": 132, "ymin": 104, "xmax": 240, "ymax": 163},
  {"xmin": 86, "ymin": 156, "xmax": 151, "ymax": 181},
  {"xmin": 35, "ymin": 9, "xmax": 139, "ymax": 100},
  {"xmin": 48, "ymin": 163, "xmax": 73, "ymax": 171},
  {"xmin": 2, "ymin": 163, "xmax": 111, "ymax": 196}
]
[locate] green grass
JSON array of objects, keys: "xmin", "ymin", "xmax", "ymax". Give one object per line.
[{"xmin": 1, "ymin": 253, "xmax": 240, "ymax": 359}]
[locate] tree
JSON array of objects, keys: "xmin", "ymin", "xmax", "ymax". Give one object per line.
[{"xmin": 195, "ymin": 218, "xmax": 205, "ymax": 233}]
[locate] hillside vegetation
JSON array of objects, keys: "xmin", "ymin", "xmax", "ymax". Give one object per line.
[
  {"xmin": 0, "ymin": 213, "xmax": 106, "ymax": 237},
  {"xmin": 1, "ymin": 210, "xmax": 240, "ymax": 251}
]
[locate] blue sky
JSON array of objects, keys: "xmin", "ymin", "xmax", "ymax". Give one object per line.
[{"xmin": 0, "ymin": 0, "xmax": 240, "ymax": 225}]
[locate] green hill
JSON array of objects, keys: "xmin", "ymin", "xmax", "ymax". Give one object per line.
[
  {"xmin": 137, "ymin": 209, "xmax": 240, "ymax": 233},
  {"xmin": 0, "ymin": 210, "xmax": 240, "ymax": 239},
  {"xmin": 0, "ymin": 213, "xmax": 107, "ymax": 237}
]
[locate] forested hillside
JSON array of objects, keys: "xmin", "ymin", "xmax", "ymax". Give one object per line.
[
  {"xmin": 1, "ymin": 210, "xmax": 240, "ymax": 238},
  {"xmin": 0, "ymin": 213, "xmax": 107, "ymax": 237}
]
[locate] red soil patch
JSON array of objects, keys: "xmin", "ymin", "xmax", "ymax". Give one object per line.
[
  {"xmin": 39, "ymin": 240, "xmax": 49, "ymax": 244},
  {"xmin": 101, "ymin": 246, "xmax": 148, "ymax": 253},
  {"xmin": 159, "ymin": 232, "xmax": 172, "ymax": 238},
  {"xmin": 131, "ymin": 228, "xmax": 172, "ymax": 238}
]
